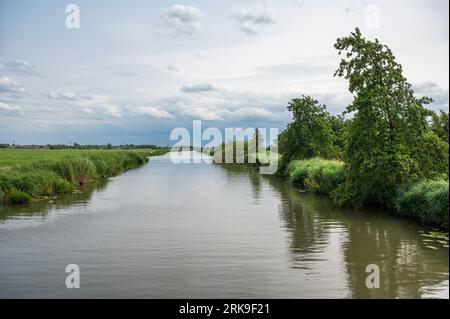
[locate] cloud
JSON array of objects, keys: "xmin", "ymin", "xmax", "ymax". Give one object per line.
[
  {"xmin": 46, "ymin": 91, "xmax": 123, "ymax": 118},
  {"xmin": 135, "ymin": 106, "xmax": 174, "ymax": 119},
  {"xmin": 98, "ymin": 103, "xmax": 122, "ymax": 118},
  {"xmin": 175, "ymin": 102, "xmax": 277, "ymax": 122},
  {"xmin": 175, "ymin": 101, "xmax": 223, "ymax": 121},
  {"xmin": 0, "ymin": 102, "xmax": 22, "ymax": 114},
  {"xmin": 46, "ymin": 91, "xmax": 82, "ymax": 101},
  {"xmin": 0, "ymin": 75, "xmax": 26, "ymax": 93},
  {"xmin": 413, "ymin": 81, "xmax": 449, "ymax": 110},
  {"xmin": 166, "ymin": 64, "xmax": 179, "ymax": 73},
  {"xmin": 0, "ymin": 59, "xmax": 43, "ymax": 76},
  {"xmin": 230, "ymin": 7, "xmax": 275, "ymax": 35},
  {"xmin": 221, "ymin": 106, "xmax": 273, "ymax": 120},
  {"xmin": 159, "ymin": 5, "xmax": 203, "ymax": 38},
  {"xmin": 82, "ymin": 108, "xmax": 95, "ymax": 115},
  {"xmin": 181, "ymin": 83, "xmax": 215, "ymax": 93}
]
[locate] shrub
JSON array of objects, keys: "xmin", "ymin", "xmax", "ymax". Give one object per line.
[
  {"xmin": 53, "ymin": 178, "xmax": 75, "ymax": 194},
  {"xmin": 287, "ymin": 158, "xmax": 346, "ymax": 194},
  {"xmin": 54, "ymin": 157, "xmax": 97, "ymax": 185},
  {"xmin": 9, "ymin": 188, "xmax": 32, "ymax": 204},
  {"xmin": 392, "ymin": 180, "xmax": 449, "ymax": 228}
]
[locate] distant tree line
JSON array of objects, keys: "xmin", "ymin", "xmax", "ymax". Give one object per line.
[{"xmin": 0, "ymin": 143, "xmax": 165, "ymax": 150}]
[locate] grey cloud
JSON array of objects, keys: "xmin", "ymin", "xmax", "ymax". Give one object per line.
[
  {"xmin": 46, "ymin": 92, "xmax": 123, "ymax": 118},
  {"xmin": 413, "ymin": 81, "xmax": 449, "ymax": 110},
  {"xmin": 230, "ymin": 8, "xmax": 275, "ymax": 35},
  {"xmin": 181, "ymin": 83, "xmax": 215, "ymax": 93},
  {"xmin": 45, "ymin": 91, "xmax": 82, "ymax": 101},
  {"xmin": 159, "ymin": 5, "xmax": 203, "ymax": 38},
  {"xmin": 166, "ymin": 64, "xmax": 179, "ymax": 72},
  {"xmin": 0, "ymin": 59, "xmax": 43, "ymax": 77}
]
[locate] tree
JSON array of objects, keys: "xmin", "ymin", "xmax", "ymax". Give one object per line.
[
  {"xmin": 278, "ymin": 95, "xmax": 337, "ymax": 165},
  {"xmin": 429, "ymin": 110, "xmax": 449, "ymax": 143},
  {"xmin": 332, "ymin": 28, "xmax": 448, "ymax": 207},
  {"xmin": 328, "ymin": 114, "xmax": 348, "ymax": 160}
]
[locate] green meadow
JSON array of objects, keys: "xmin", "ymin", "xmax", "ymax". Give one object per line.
[
  {"xmin": 0, "ymin": 148, "xmax": 166, "ymax": 168},
  {"xmin": 0, "ymin": 148, "xmax": 168, "ymax": 204}
]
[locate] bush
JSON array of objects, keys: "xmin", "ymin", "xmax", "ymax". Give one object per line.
[
  {"xmin": 0, "ymin": 169, "xmax": 75, "ymax": 200},
  {"xmin": 286, "ymin": 158, "xmax": 346, "ymax": 194},
  {"xmin": 53, "ymin": 178, "xmax": 75, "ymax": 194},
  {"xmin": 54, "ymin": 157, "xmax": 97, "ymax": 185},
  {"xmin": 392, "ymin": 180, "xmax": 449, "ymax": 228},
  {"xmin": 9, "ymin": 188, "xmax": 32, "ymax": 204}
]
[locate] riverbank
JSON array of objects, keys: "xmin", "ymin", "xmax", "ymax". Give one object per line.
[
  {"xmin": 286, "ymin": 158, "xmax": 449, "ymax": 229},
  {"xmin": 0, "ymin": 148, "xmax": 168, "ymax": 204}
]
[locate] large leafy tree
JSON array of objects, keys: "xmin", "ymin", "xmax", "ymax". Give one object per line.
[
  {"xmin": 278, "ymin": 95, "xmax": 337, "ymax": 164},
  {"xmin": 332, "ymin": 28, "xmax": 448, "ymax": 207}
]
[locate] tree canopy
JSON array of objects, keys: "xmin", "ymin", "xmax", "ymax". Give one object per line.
[{"xmin": 331, "ymin": 28, "xmax": 448, "ymax": 207}]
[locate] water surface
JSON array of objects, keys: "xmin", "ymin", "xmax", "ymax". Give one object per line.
[{"xmin": 0, "ymin": 152, "xmax": 448, "ymax": 298}]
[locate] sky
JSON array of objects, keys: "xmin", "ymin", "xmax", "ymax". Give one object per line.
[{"xmin": 0, "ymin": 0, "xmax": 448, "ymax": 146}]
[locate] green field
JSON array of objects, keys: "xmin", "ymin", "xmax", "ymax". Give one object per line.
[
  {"xmin": 0, "ymin": 149, "xmax": 166, "ymax": 168},
  {"xmin": 0, "ymin": 148, "xmax": 168, "ymax": 204}
]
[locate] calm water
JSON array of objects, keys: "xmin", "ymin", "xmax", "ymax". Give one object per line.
[{"xmin": 0, "ymin": 152, "xmax": 448, "ymax": 298}]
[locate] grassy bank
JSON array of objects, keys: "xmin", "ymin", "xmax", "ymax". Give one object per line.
[
  {"xmin": 286, "ymin": 158, "xmax": 346, "ymax": 195},
  {"xmin": 280, "ymin": 157, "xmax": 449, "ymax": 229},
  {"xmin": 392, "ymin": 180, "xmax": 449, "ymax": 228},
  {"xmin": 0, "ymin": 149, "xmax": 167, "ymax": 204}
]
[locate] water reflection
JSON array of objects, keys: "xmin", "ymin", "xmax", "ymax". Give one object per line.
[
  {"xmin": 0, "ymin": 179, "xmax": 108, "ymax": 229},
  {"xmin": 219, "ymin": 164, "xmax": 449, "ymax": 299}
]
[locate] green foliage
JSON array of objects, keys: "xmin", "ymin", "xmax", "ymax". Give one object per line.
[
  {"xmin": 392, "ymin": 180, "xmax": 449, "ymax": 228},
  {"xmin": 8, "ymin": 188, "xmax": 32, "ymax": 204},
  {"xmin": 0, "ymin": 169, "xmax": 72, "ymax": 198},
  {"xmin": 328, "ymin": 114, "xmax": 348, "ymax": 160},
  {"xmin": 287, "ymin": 158, "xmax": 346, "ymax": 194},
  {"xmin": 53, "ymin": 178, "xmax": 75, "ymax": 194},
  {"xmin": 332, "ymin": 28, "xmax": 448, "ymax": 207},
  {"xmin": 278, "ymin": 96, "xmax": 338, "ymax": 165},
  {"xmin": 55, "ymin": 157, "xmax": 97, "ymax": 185},
  {"xmin": 272, "ymin": 29, "xmax": 448, "ymax": 227},
  {"xmin": 412, "ymin": 133, "xmax": 449, "ymax": 180},
  {"xmin": 429, "ymin": 110, "xmax": 449, "ymax": 143}
]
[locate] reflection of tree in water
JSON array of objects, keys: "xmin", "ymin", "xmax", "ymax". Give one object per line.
[
  {"xmin": 218, "ymin": 164, "xmax": 263, "ymax": 202},
  {"xmin": 267, "ymin": 176, "xmax": 449, "ymax": 298},
  {"xmin": 339, "ymin": 215, "xmax": 449, "ymax": 298},
  {"xmin": 0, "ymin": 179, "xmax": 109, "ymax": 223},
  {"xmin": 275, "ymin": 181, "xmax": 330, "ymax": 265},
  {"xmin": 219, "ymin": 164, "xmax": 449, "ymax": 298}
]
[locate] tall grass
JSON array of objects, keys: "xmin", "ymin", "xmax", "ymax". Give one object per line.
[
  {"xmin": 286, "ymin": 158, "xmax": 346, "ymax": 194},
  {"xmin": 392, "ymin": 180, "xmax": 449, "ymax": 228},
  {"xmin": 0, "ymin": 150, "xmax": 156, "ymax": 204}
]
